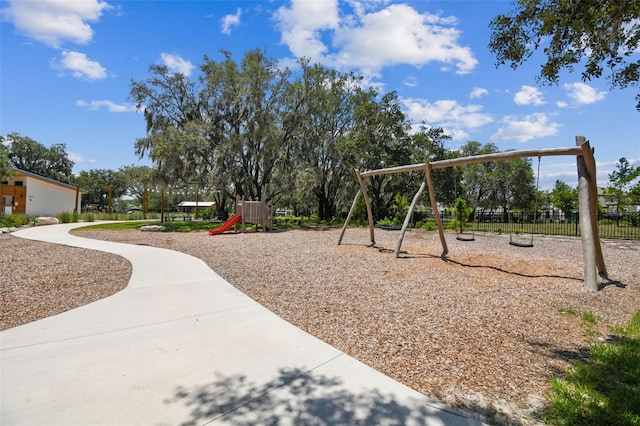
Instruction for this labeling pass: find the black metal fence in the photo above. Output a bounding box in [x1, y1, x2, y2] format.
[430, 211, 640, 240]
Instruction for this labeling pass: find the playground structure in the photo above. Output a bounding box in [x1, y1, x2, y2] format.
[208, 214, 242, 235]
[338, 136, 608, 291]
[209, 196, 273, 235]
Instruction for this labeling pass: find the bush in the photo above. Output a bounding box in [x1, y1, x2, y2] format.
[420, 220, 438, 231]
[377, 217, 397, 227]
[199, 208, 216, 220]
[1, 213, 33, 227]
[57, 211, 73, 223]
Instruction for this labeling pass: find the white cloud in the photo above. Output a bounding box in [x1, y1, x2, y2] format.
[403, 76, 418, 88]
[491, 113, 561, 143]
[76, 99, 137, 112]
[68, 151, 96, 164]
[563, 82, 607, 105]
[53, 51, 106, 80]
[402, 98, 493, 141]
[274, 1, 476, 76]
[345, 0, 393, 17]
[160, 53, 194, 76]
[469, 87, 488, 99]
[274, 0, 340, 60]
[1, 0, 110, 48]
[514, 85, 546, 106]
[221, 8, 241, 35]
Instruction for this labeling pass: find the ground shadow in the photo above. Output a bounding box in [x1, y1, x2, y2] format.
[527, 340, 592, 375]
[368, 242, 582, 281]
[597, 276, 627, 290]
[438, 257, 584, 281]
[165, 367, 480, 426]
[344, 241, 631, 291]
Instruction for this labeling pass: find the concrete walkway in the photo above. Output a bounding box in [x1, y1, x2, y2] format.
[1, 223, 482, 425]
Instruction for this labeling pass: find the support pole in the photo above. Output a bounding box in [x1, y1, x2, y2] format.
[143, 188, 148, 218]
[108, 184, 112, 214]
[576, 138, 599, 291]
[262, 185, 268, 232]
[356, 170, 376, 245]
[577, 136, 607, 277]
[240, 196, 246, 232]
[425, 162, 448, 257]
[338, 187, 362, 245]
[74, 184, 80, 214]
[395, 179, 426, 257]
[160, 186, 165, 223]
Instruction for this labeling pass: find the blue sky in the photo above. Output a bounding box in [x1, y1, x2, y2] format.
[1, 0, 638, 190]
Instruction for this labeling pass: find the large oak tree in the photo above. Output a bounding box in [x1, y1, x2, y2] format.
[489, 0, 640, 110]
[2, 133, 74, 183]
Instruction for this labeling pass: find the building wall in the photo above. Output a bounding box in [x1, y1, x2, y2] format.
[0, 184, 27, 214]
[24, 177, 80, 216]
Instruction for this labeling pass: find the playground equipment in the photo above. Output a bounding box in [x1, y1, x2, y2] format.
[209, 196, 273, 235]
[509, 156, 541, 248]
[338, 136, 607, 291]
[236, 197, 273, 231]
[208, 214, 242, 235]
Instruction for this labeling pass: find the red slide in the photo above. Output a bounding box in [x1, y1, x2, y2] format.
[208, 215, 242, 235]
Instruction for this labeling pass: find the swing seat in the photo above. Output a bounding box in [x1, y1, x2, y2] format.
[509, 233, 534, 247]
[456, 231, 475, 242]
[375, 223, 402, 231]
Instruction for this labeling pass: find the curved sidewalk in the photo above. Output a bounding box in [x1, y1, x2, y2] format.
[1, 223, 482, 425]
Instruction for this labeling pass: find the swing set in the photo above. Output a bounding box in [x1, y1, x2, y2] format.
[508, 155, 541, 248]
[338, 136, 608, 291]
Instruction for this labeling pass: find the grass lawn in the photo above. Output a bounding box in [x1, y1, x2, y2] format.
[544, 309, 640, 425]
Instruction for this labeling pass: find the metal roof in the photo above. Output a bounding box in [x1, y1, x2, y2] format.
[13, 169, 88, 194]
[176, 201, 216, 207]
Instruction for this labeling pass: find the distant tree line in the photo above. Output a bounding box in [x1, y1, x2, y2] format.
[2, 133, 638, 222]
[128, 49, 452, 220]
[127, 49, 540, 221]
[3, 48, 637, 221]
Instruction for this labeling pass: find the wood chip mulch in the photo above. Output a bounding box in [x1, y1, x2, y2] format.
[2, 227, 639, 424]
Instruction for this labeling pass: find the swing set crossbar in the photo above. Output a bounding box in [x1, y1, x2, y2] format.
[360, 146, 583, 178]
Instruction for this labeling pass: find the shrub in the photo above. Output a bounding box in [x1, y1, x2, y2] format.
[57, 211, 72, 223]
[420, 221, 438, 231]
[377, 217, 397, 227]
[199, 208, 216, 220]
[453, 197, 472, 233]
[1, 213, 33, 227]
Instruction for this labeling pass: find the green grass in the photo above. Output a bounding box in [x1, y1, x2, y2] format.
[545, 309, 640, 425]
[75, 221, 160, 231]
[76, 220, 224, 232]
[74, 219, 270, 232]
[162, 221, 226, 232]
[558, 307, 600, 336]
[72, 217, 329, 233]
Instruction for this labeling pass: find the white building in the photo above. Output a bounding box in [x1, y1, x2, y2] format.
[0, 169, 87, 216]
